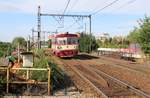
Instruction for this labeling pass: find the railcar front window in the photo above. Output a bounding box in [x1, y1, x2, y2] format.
[67, 38, 78, 44]
[57, 39, 67, 45]
[67, 38, 71, 44]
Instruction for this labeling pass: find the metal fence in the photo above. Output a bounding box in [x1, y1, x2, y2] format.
[0, 66, 51, 95]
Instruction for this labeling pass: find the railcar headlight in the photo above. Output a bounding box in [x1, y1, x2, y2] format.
[76, 46, 78, 49]
[74, 46, 78, 49]
[57, 46, 62, 49]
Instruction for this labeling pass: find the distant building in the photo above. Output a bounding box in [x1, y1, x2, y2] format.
[96, 33, 110, 42]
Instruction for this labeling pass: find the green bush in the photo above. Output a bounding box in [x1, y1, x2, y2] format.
[48, 62, 64, 90]
[0, 76, 6, 90]
[0, 51, 4, 57]
[31, 49, 64, 90]
[79, 33, 98, 53]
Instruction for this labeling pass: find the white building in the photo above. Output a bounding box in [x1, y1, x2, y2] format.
[96, 33, 110, 42]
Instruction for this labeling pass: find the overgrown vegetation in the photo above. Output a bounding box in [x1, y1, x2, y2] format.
[31, 49, 64, 90]
[31, 49, 49, 81]
[96, 16, 150, 55]
[48, 39, 52, 48]
[97, 36, 129, 48]
[12, 37, 26, 49]
[79, 32, 98, 53]
[127, 16, 150, 55]
[48, 62, 64, 90]
[0, 42, 12, 57]
[0, 75, 6, 95]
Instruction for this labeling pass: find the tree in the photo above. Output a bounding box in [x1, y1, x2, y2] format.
[79, 32, 98, 53]
[127, 27, 140, 43]
[0, 42, 11, 57]
[48, 39, 52, 48]
[12, 37, 26, 49]
[127, 16, 150, 55]
[97, 36, 129, 48]
[138, 16, 150, 54]
[91, 36, 99, 51]
[111, 37, 118, 46]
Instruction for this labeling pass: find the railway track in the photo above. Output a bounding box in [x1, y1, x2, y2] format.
[68, 59, 150, 97]
[92, 67, 150, 98]
[50, 53, 150, 97]
[56, 57, 148, 98]
[83, 55, 150, 94]
[98, 55, 150, 75]
[61, 59, 107, 98]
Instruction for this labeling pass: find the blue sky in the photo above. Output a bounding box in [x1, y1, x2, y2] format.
[0, 0, 149, 42]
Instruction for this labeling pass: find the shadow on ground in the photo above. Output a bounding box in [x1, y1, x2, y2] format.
[73, 54, 99, 60]
[61, 54, 99, 60]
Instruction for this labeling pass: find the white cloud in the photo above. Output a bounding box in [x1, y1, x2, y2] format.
[0, 0, 149, 15]
[0, 2, 20, 12]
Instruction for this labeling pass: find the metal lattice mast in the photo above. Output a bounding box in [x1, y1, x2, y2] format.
[37, 6, 41, 49]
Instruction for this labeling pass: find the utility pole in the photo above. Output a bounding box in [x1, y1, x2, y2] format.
[37, 6, 41, 49]
[32, 28, 34, 44]
[27, 35, 31, 52]
[89, 15, 92, 53]
[89, 15, 91, 36]
[17, 43, 20, 63]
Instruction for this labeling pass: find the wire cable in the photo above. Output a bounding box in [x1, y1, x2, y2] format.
[116, 0, 137, 10]
[73, 17, 83, 29]
[91, 0, 120, 15]
[63, 0, 71, 14]
[69, 0, 79, 11]
[90, 0, 110, 14]
[65, 21, 77, 30]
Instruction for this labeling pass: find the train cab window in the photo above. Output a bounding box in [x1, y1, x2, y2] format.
[67, 38, 78, 44]
[67, 38, 71, 44]
[71, 38, 78, 44]
[57, 39, 67, 45]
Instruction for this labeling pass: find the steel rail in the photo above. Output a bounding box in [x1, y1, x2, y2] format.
[63, 62, 108, 98]
[96, 58, 148, 76]
[92, 67, 150, 98]
[99, 56, 150, 75]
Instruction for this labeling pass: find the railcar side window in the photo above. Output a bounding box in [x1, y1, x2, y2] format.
[52, 38, 56, 44]
[63, 40, 67, 45]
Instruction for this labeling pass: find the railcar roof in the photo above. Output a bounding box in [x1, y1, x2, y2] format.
[55, 33, 78, 37]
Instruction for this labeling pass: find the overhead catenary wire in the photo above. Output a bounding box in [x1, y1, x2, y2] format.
[91, 0, 120, 15]
[73, 17, 84, 29]
[64, 21, 77, 30]
[69, 0, 79, 11]
[62, 0, 71, 14]
[89, 0, 110, 14]
[58, 0, 71, 28]
[52, 16, 64, 28]
[115, 0, 137, 10]
[63, 16, 85, 31]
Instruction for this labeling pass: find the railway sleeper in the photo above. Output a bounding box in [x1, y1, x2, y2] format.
[66, 64, 107, 98]
[71, 63, 108, 87]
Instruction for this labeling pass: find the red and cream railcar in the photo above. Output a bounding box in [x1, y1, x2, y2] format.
[50, 32, 79, 57]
